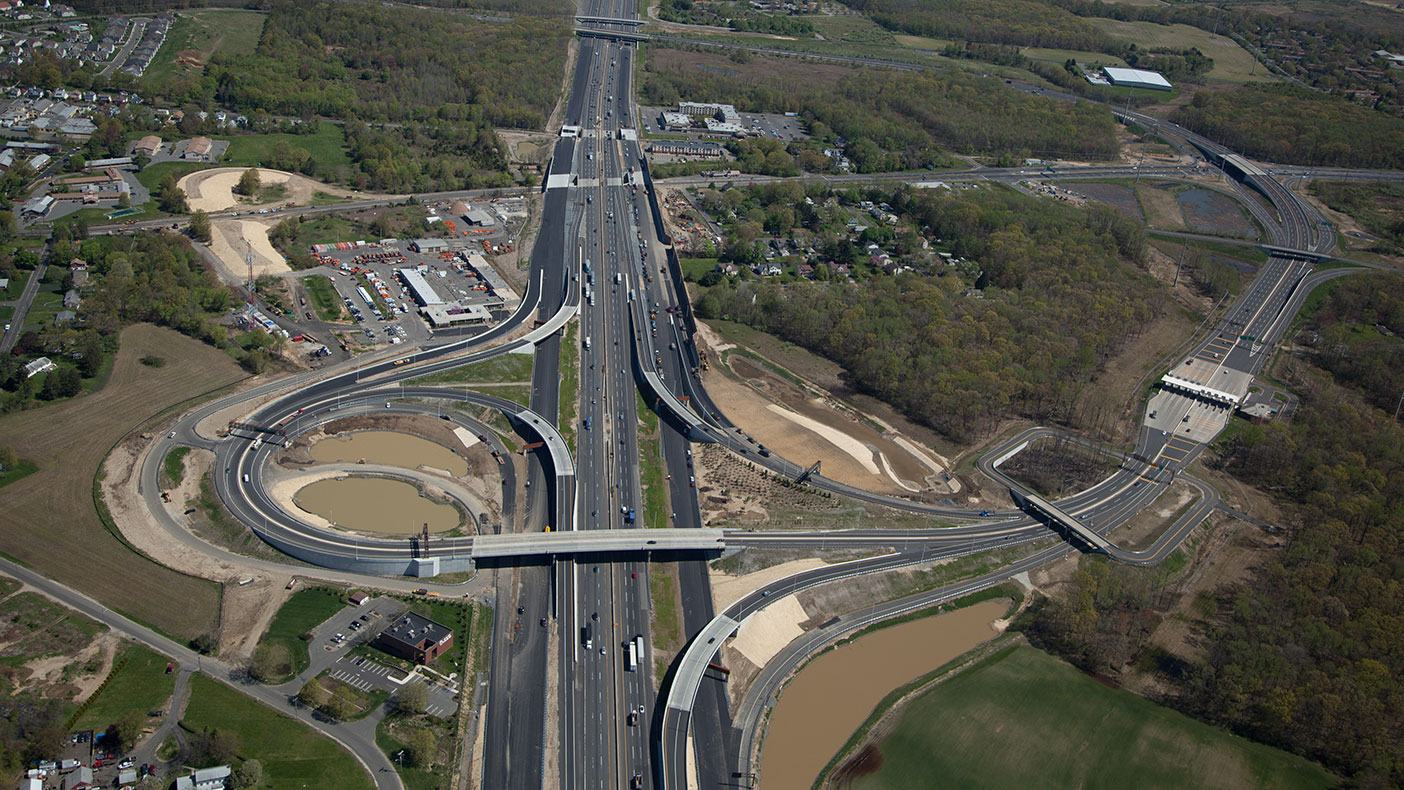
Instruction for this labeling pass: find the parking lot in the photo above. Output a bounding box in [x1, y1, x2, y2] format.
[303, 229, 522, 346]
[641, 106, 809, 143]
[304, 596, 407, 672]
[328, 656, 459, 719]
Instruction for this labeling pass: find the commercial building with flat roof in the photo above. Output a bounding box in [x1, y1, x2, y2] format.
[463, 207, 495, 227]
[1102, 67, 1173, 91]
[703, 118, 745, 135]
[411, 238, 449, 253]
[375, 611, 454, 664]
[398, 267, 444, 306]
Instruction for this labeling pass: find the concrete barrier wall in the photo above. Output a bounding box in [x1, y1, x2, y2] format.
[251, 527, 475, 578]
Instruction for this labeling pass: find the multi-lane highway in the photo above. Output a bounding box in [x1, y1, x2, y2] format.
[117, 16, 1391, 790]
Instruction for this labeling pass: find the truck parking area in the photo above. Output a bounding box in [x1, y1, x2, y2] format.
[306, 235, 520, 343]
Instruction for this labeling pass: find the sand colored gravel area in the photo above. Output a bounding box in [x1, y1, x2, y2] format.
[700, 364, 901, 493]
[766, 403, 880, 475]
[731, 595, 808, 668]
[178, 167, 376, 213]
[181, 167, 289, 213]
[208, 217, 287, 278]
[711, 558, 827, 612]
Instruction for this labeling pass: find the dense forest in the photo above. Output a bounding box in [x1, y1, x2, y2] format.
[1309, 180, 1404, 254]
[840, 0, 1107, 51]
[694, 185, 1156, 441]
[211, 2, 568, 128]
[658, 0, 816, 36]
[182, 1, 569, 190]
[1024, 273, 1404, 785]
[643, 49, 1119, 166]
[1301, 275, 1404, 415]
[1173, 86, 1404, 170]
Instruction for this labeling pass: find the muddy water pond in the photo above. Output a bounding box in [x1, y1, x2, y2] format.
[758, 599, 1008, 790]
[294, 476, 459, 534]
[309, 431, 468, 476]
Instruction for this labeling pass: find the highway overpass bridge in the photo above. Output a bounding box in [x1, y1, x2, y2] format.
[471, 529, 725, 559]
[575, 26, 648, 42]
[575, 14, 645, 25]
[1009, 488, 1114, 553]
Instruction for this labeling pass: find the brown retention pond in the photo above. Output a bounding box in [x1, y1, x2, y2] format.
[757, 599, 1008, 790]
[309, 430, 468, 476]
[294, 477, 459, 535]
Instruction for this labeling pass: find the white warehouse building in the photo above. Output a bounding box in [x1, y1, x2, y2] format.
[1102, 67, 1173, 91]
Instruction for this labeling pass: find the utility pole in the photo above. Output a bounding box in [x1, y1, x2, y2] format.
[1173, 244, 1187, 287]
[246, 240, 255, 305]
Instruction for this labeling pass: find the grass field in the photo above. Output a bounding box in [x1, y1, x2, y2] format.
[74, 644, 176, 731]
[301, 275, 343, 322]
[137, 160, 214, 192]
[222, 127, 352, 171]
[412, 354, 534, 385]
[637, 392, 667, 528]
[558, 322, 578, 457]
[679, 257, 719, 281]
[1086, 18, 1274, 85]
[0, 324, 244, 641]
[2, 269, 27, 299]
[297, 216, 363, 247]
[162, 446, 190, 487]
[143, 9, 266, 86]
[257, 588, 347, 682]
[0, 460, 37, 489]
[182, 674, 374, 790]
[852, 645, 1335, 790]
[802, 14, 895, 44]
[893, 34, 954, 50]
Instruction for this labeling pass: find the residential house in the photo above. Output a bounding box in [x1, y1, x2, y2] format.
[174, 765, 232, 790]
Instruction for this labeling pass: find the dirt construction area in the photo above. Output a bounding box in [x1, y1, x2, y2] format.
[693, 320, 951, 497]
[177, 167, 372, 213]
[208, 217, 286, 278]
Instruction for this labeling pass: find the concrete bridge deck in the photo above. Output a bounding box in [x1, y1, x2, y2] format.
[470, 528, 725, 558]
[1011, 489, 1113, 553]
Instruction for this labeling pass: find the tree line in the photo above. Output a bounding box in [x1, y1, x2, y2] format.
[839, 0, 1107, 51]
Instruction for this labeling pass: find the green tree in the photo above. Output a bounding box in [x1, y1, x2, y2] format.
[106, 710, 146, 752]
[189, 210, 212, 244]
[249, 643, 291, 683]
[407, 728, 436, 768]
[235, 168, 261, 197]
[391, 682, 428, 716]
[297, 677, 324, 708]
[231, 759, 262, 789]
[40, 367, 81, 400]
[321, 685, 357, 721]
[157, 173, 188, 214]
